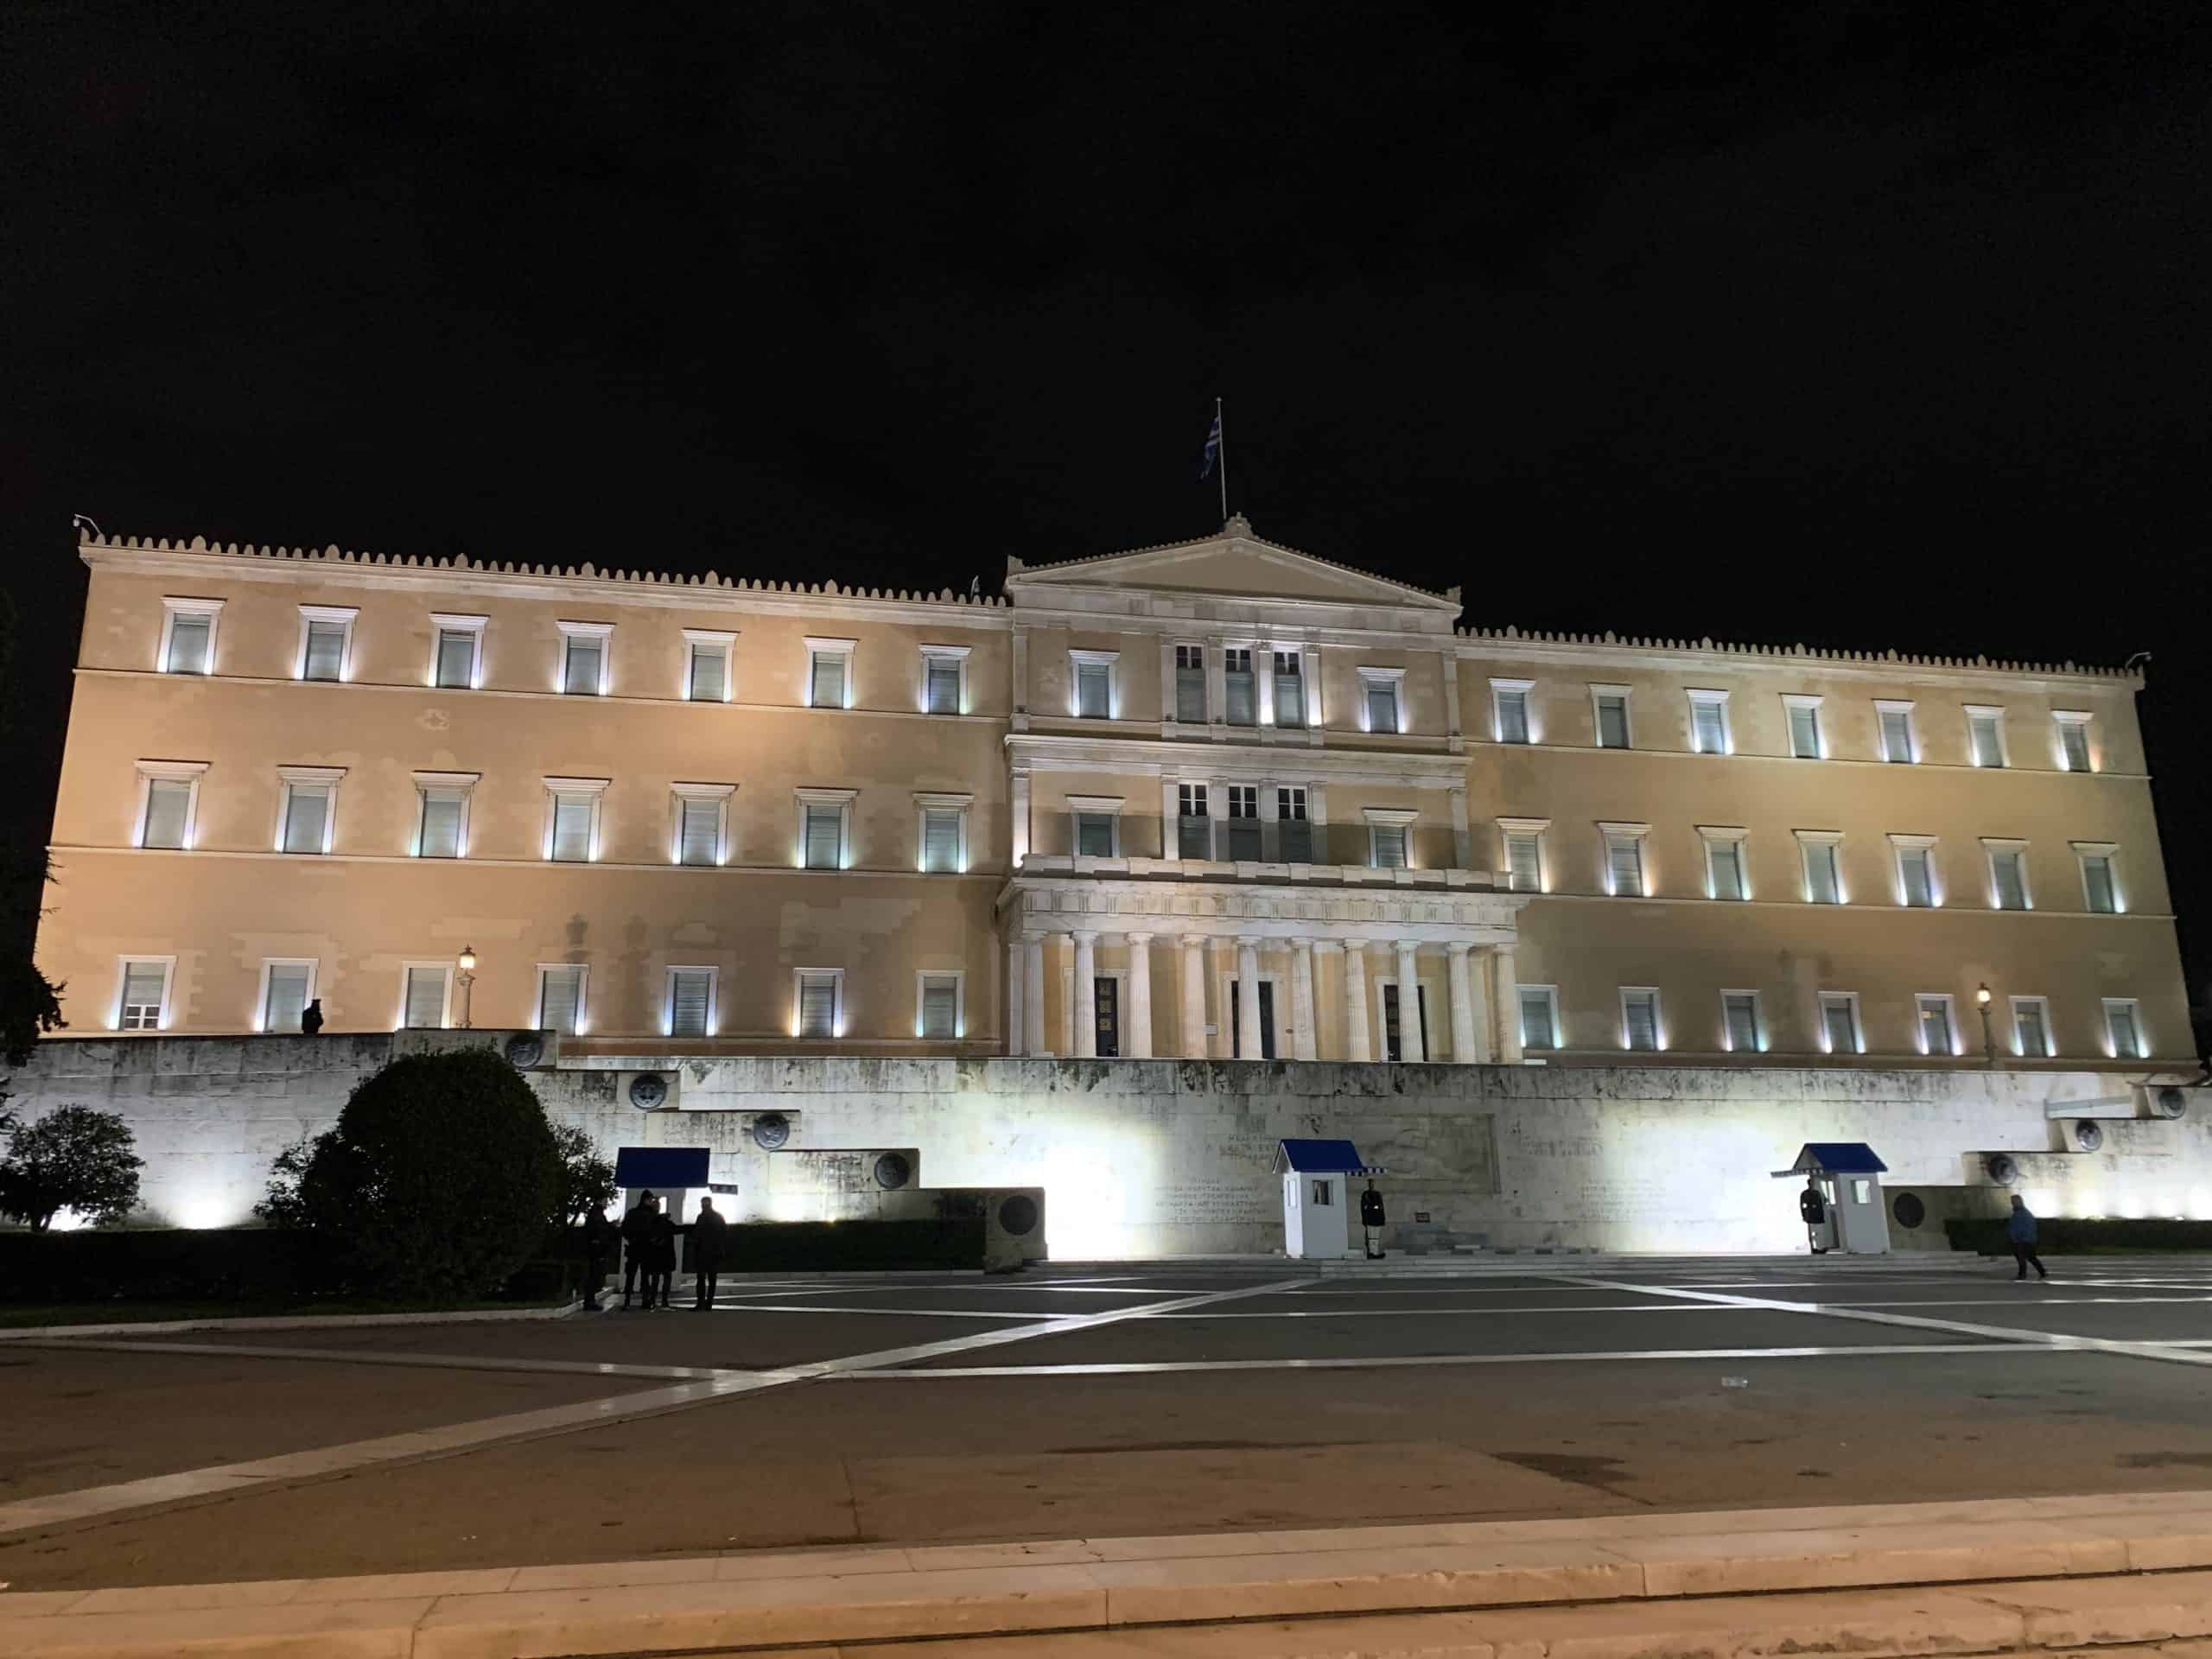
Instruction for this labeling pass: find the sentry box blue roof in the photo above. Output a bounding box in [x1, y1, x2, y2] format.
[1273, 1139, 1384, 1176]
[614, 1147, 711, 1188]
[1772, 1142, 1889, 1179]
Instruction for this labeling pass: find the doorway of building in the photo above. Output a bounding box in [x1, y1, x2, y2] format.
[1382, 982, 1430, 1061]
[1093, 977, 1120, 1058]
[1229, 980, 1277, 1058]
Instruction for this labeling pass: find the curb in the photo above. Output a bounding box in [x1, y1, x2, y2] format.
[8, 1488, 2212, 1657]
[0, 1300, 582, 1343]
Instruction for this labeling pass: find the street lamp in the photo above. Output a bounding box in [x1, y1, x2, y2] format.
[457, 944, 478, 1030]
[1976, 982, 1994, 1067]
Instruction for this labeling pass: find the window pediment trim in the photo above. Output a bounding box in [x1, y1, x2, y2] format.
[1362, 807, 1420, 826]
[543, 774, 612, 795]
[411, 770, 480, 788]
[671, 780, 737, 800]
[796, 785, 859, 805]
[137, 758, 210, 779]
[276, 765, 346, 784]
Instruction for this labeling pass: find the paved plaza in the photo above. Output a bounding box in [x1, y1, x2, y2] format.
[6, 1255, 2212, 1592]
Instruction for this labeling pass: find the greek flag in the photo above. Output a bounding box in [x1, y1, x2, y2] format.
[1198, 411, 1222, 480]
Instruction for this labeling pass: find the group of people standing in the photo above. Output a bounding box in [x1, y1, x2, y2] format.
[580, 1190, 728, 1310]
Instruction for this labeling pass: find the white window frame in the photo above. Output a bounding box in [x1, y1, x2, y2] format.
[1698, 824, 1751, 901]
[1618, 986, 1662, 1052]
[397, 961, 455, 1030]
[1589, 683, 1631, 750]
[1794, 829, 1845, 905]
[274, 764, 345, 855]
[411, 770, 479, 859]
[1069, 648, 1120, 720]
[671, 781, 736, 867]
[2010, 994, 2055, 1058]
[1599, 820, 1652, 897]
[1874, 698, 1919, 765]
[1982, 836, 2032, 911]
[535, 963, 590, 1035]
[543, 775, 611, 863]
[797, 785, 858, 870]
[1363, 807, 1419, 870]
[915, 969, 964, 1040]
[915, 791, 972, 874]
[1175, 779, 1213, 861]
[1719, 988, 1764, 1053]
[1890, 833, 1941, 908]
[1067, 793, 1124, 860]
[1497, 816, 1549, 894]
[255, 957, 319, 1033]
[1915, 992, 1961, 1057]
[2054, 709, 2095, 772]
[1173, 641, 1210, 723]
[793, 966, 845, 1039]
[683, 629, 737, 703]
[1686, 688, 1732, 755]
[1490, 677, 1535, 745]
[1781, 693, 1825, 760]
[1359, 666, 1408, 734]
[113, 955, 175, 1032]
[1817, 990, 1865, 1055]
[665, 964, 719, 1039]
[1273, 785, 1314, 863]
[556, 620, 613, 696]
[295, 605, 358, 683]
[2073, 841, 2123, 913]
[134, 760, 207, 850]
[1518, 984, 1561, 1051]
[1964, 704, 2010, 768]
[804, 635, 857, 709]
[919, 643, 969, 715]
[159, 596, 223, 674]
[428, 612, 487, 690]
[2103, 996, 2148, 1060]
[1270, 647, 1308, 728]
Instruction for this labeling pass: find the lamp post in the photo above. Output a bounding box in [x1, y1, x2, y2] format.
[1976, 982, 1995, 1067]
[457, 944, 478, 1030]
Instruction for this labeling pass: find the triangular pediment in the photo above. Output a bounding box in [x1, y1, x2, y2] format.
[1006, 517, 1459, 612]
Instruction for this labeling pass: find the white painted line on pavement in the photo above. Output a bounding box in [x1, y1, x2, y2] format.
[840, 1340, 2023, 1378]
[2, 1337, 747, 1381]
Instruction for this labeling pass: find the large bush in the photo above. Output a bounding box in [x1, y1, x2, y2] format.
[0, 1104, 143, 1230]
[298, 1051, 563, 1299]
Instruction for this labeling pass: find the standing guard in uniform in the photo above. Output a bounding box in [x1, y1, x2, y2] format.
[1800, 1178, 1831, 1255]
[1359, 1179, 1387, 1259]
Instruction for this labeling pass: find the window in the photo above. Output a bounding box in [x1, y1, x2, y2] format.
[1891, 835, 1939, 907]
[558, 621, 611, 696]
[1277, 787, 1312, 863]
[1700, 827, 1749, 901]
[1966, 706, 2008, 768]
[1366, 808, 1415, 870]
[1178, 782, 1211, 859]
[1071, 649, 1117, 719]
[1491, 678, 1534, 744]
[1069, 795, 1122, 859]
[2075, 842, 2120, 913]
[1722, 990, 1762, 1053]
[916, 792, 969, 873]
[1225, 785, 1262, 860]
[135, 760, 206, 850]
[685, 630, 735, 702]
[276, 766, 343, 855]
[2055, 711, 2094, 772]
[920, 645, 968, 715]
[1687, 690, 1731, 754]
[401, 964, 451, 1028]
[116, 958, 171, 1032]
[160, 598, 221, 674]
[537, 964, 586, 1035]
[2012, 995, 2053, 1058]
[1174, 645, 1207, 722]
[2104, 997, 2146, 1060]
[1796, 830, 1844, 905]
[918, 972, 962, 1039]
[414, 772, 476, 859]
[297, 606, 356, 682]
[1916, 993, 1957, 1056]
[1621, 988, 1661, 1052]
[544, 778, 607, 862]
[1600, 822, 1650, 897]
[1273, 652, 1305, 727]
[1224, 648, 1256, 726]
[1819, 991, 1863, 1055]
[1875, 700, 1917, 764]
[672, 783, 734, 867]
[797, 788, 855, 870]
[1519, 985, 1560, 1051]
[668, 967, 716, 1038]
[1985, 840, 2031, 910]
[1498, 818, 1548, 893]
[796, 969, 842, 1039]
[1783, 694, 1823, 760]
[1591, 685, 1630, 750]
[804, 637, 855, 709]
[258, 960, 315, 1033]
[430, 613, 486, 689]
[1361, 669, 1406, 734]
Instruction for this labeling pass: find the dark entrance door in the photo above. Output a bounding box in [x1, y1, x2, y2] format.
[1229, 981, 1277, 1058]
[1093, 977, 1120, 1058]
[1382, 983, 1430, 1062]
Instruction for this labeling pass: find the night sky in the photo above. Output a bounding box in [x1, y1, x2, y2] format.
[4, 4, 2209, 1030]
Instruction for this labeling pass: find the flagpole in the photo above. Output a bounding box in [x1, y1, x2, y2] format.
[1215, 395, 1228, 524]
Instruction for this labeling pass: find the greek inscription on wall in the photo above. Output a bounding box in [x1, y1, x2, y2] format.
[1159, 1180, 1276, 1225]
[1519, 1137, 1604, 1160]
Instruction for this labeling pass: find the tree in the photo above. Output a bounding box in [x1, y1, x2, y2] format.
[551, 1123, 615, 1225]
[0, 1104, 143, 1230]
[253, 1130, 333, 1229]
[296, 1050, 563, 1299]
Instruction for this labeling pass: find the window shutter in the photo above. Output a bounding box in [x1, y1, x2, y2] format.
[143, 779, 191, 849]
[1596, 696, 1628, 749]
[436, 630, 474, 688]
[1224, 667, 1255, 726]
[1970, 715, 2004, 767]
[1880, 709, 1912, 761]
[167, 615, 210, 673]
[264, 966, 309, 1032]
[551, 796, 593, 861]
[1805, 843, 1840, 905]
[2016, 1002, 2046, 1057]
[2084, 855, 2115, 912]
[1077, 663, 1109, 718]
[1518, 988, 1555, 1049]
[283, 786, 328, 854]
[680, 798, 721, 865]
[303, 621, 345, 681]
[1279, 819, 1313, 863]
[926, 660, 960, 714]
[1497, 690, 1529, 744]
[1993, 851, 2026, 910]
[1229, 820, 1262, 861]
[1920, 1000, 1953, 1053]
[1725, 994, 1759, 1052]
[1900, 849, 1932, 906]
[2061, 721, 2092, 772]
[404, 967, 446, 1028]
[1366, 682, 1397, 733]
[2108, 1003, 2141, 1058]
[1823, 999, 1857, 1053]
[563, 639, 601, 696]
[1693, 702, 1726, 753]
[798, 974, 836, 1038]
[1624, 992, 1657, 1051]
[1076, 813, 1113, 857]
[1788, 705, 1820, 758]
[1373, 825, 1407, 869]
[1507, 833, 1541, 892]
[1274, 659, 1303, 726]
[690, 645, 726, 702]
[810, 652, 844, 708]
[120, 963, 166, 1028]
[921, 976, 957, 1039]
[671, 969, 711, 1037]
[1176, 664, 1206, 722]
[923, 807, 961, 871]
[418, 790, 463, 858]
[805, 804, 842, 868]
[540, 965, 583, 1033]
[1709, 842, 1744, 900]
[1608, 837, 1643, 895]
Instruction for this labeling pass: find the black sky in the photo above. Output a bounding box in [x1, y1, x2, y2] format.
[4, 3, 2209, 1020]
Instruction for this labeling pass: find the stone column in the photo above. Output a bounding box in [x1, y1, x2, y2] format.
[1024, 936, 1046, 1056]
[1011, 769, 1031, 868]
[1072, 932, 1098, 1058]
[1492, 944, 1524, 1063]
[1465, 947, 1492, 1064]
[1007, 937, 1026, 1056]
[1179, 934, 1208, 1058]
[1125, 932, 1154, 1058]
[1395, 940, 1426, 1062]
[1446, 944, 1478, 1065]
[1344, 940, 1373, 1063]
[1236, 938, 1263, 1059]
[1291, 938, 1318, 1060]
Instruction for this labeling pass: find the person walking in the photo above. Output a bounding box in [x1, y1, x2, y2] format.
[1799, 1178, 1830, 1254]
[581, 1206, 618, 1311]
[689, 1195, 728, 1309]
[619, 1191, 658, 1309]
[2008, 1193, 2050, 1281]
[1359, 1180, 1387, 1259]
[645, 1201, 678, 1308]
